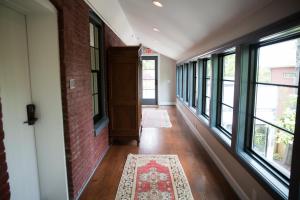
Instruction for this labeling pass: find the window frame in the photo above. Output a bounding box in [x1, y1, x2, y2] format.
[89, 12, 109, 135]
[181, 65, 184, 99]
[244, 35, 300, 186]
[216, 52, 236, 138]
[185, 64, 189, 103]
[192, 61, 198, 108]
[176, 12, 300, 200]
[202, 58, 211, 119]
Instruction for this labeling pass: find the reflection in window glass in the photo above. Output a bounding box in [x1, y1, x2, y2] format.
[142, 60, 156, 99]
[192, 62, 198, 108]
[219, 54, 235, 135]
[203, 59, 212, 118]
[90, 22, 103, 120]
[251, 38, 300, 178]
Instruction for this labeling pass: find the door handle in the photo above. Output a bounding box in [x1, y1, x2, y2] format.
[24, 104, 38, 126]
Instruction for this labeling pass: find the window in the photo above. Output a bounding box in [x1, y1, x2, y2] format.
[202, 59, 212, 118]
[185, 64, 189, 102]
[176, 66, 180, 96]
[181, 65, 184, 99]
[89, 13, 108, 133]
[192, 61, 198, 108]
[248, 37, 300, 179]
[218, 54, 236, 136]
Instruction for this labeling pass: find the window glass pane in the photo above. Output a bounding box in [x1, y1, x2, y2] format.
[257, 39, 300, 86]
[206, 59, 211, 78]
[89, 23, 94, 47]
[143, 70, 155, 80]
[94, 26, 99, 48]
[93, 73, 98, 93]
[195, 63, 198, 107]
[223, 54, 235, 80]
[252, 118, 293, 177]
[95, 49, 99, 70]
[221, 105, 233, 133]
[255, 84, 297, 133]
[206, 79, 211, 97]
[205, 97, 210, 116]
[143, 60, 155, 70]
[222, 81, 235, 107]
[92, 96, 95, 115]
[91, 73, 94, 93]
[143, 90, 155, 99]
[90, 47, 95, 70]
[94, 95, 99, 115]
[143, 80, 155, 90]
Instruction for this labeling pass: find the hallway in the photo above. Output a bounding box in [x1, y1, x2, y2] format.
[80, 106, 238, 200]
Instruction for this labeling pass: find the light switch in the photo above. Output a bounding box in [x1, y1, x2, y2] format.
[69, 79, 76, 89]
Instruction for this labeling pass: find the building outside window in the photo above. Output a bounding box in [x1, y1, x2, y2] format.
[249, 38, 300, 178]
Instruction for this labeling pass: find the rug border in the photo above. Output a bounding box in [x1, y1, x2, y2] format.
[115, 154, 194, 200]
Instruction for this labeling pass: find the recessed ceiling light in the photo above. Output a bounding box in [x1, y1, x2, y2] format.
[153, 28, 160, 32]
[153, 1, 163, 7]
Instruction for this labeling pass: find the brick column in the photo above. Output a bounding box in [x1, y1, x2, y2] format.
[0, 99, 10, 200]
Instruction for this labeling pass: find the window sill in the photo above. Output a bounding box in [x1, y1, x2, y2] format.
[178, 97, 289, 199]
[237, 151, 289, 199]
[94, 117, 109, 136]
[211, 127, 231, 147]
[189, 106, 197, 114]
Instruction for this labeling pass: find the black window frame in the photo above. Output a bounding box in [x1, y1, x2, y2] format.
[245, 34, 300, 187]
[216, 52, 236, 138]
[202, 58, 211, 118]
[175, 13, 300, 200]
[181, 65, 184, 99]
[185, 64, 189, 102]
[89, 12, 109, 135]
[192, 61, 198, 108]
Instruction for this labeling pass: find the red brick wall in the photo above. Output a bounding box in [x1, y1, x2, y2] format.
[0, 99, 10, 200]
[0, 0, 125, 199]
[49, 0, 125, 199]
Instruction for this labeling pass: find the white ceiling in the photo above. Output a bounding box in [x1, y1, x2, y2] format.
[87, 0, 300, 61]
[118, 0, 272, 59]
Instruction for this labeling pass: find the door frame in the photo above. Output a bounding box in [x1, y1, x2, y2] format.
[142, 56, 158, 105]
[0, 1, 69, 199]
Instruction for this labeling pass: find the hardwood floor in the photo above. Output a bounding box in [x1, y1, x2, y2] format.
[80, 106, 239, 200]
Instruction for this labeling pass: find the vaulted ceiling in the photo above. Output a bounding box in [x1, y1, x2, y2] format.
[86, 0, 300, 61]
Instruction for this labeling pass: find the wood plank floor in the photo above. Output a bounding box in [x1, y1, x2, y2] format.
[80, 106, 239, 200]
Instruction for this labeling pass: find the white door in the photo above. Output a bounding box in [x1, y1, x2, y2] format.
[0, 5, 40, 200]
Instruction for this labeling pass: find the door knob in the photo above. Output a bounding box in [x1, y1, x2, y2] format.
[24, 104, 38, 125]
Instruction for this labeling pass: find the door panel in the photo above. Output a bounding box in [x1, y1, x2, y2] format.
[0, 5, 40, 200]
[142, 56, 158, 105]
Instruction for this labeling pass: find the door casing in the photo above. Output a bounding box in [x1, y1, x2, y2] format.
[142, 56, 158, 105]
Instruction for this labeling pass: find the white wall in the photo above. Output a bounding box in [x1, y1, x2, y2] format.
[159, 55, 177, 105]
[26, 1, 69, 200]
[143, 53, 176, 105]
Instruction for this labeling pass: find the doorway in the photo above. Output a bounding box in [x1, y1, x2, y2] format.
[142, 56, 158, 105]
[0, 1, 68, 199]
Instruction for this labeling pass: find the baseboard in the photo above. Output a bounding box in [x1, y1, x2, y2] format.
[177, 105, 249, 200]
[159, 102, 176, 106]
[75, 145, 110, 200]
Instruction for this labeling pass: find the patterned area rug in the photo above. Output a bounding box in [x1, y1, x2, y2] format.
[142, 109, 172, 128]
[115, 154, 194, 200]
